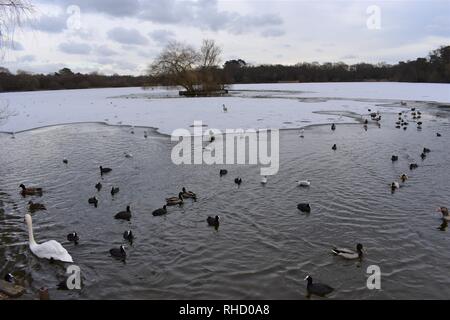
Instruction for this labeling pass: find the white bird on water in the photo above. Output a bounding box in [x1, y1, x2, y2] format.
[24, 214, 73, 263]
[297, 180, 311, 187]
[261, 176, 268, 184]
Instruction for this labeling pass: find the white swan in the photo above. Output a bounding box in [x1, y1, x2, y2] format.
[25, 214, 73, 263]
[297, 180, 311, 187]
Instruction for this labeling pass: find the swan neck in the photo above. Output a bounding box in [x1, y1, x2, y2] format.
[26, 218, 36, 245]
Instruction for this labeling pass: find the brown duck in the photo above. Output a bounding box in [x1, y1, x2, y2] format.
[20, 184, 43, 196]
[28, 201, 47, 213]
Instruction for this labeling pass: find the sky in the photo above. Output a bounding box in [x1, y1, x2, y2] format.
[1, 0, 450, 75]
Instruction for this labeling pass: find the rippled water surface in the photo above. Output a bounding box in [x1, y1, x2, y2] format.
[1, 108, 450, 300]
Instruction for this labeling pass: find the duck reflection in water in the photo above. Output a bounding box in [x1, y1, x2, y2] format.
[438, 219, 448, 231]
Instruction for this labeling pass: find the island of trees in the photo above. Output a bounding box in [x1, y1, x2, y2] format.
[1, 44, 449, 93]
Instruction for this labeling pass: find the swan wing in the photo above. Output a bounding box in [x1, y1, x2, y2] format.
[31, 240, 73, 263]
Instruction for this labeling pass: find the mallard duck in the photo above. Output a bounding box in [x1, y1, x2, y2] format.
[110, 245, 126, 260]
[67, 232, 79, 245]
[304, 275, 334, 297]
[437, 207, 449, 221]
[331, 123, 336, 131]
[220, 169, 228, 177]
[332, 244, 364, 260]
[297, 203, 311, 213]
[100, 166, 112, 175]
[182, 187, 197, 200]
[234, 178, 242, 186]
[88, 196, 98, 207]
[114, 206, 131, 221]
[423, 147, 431, 153]
[166, 193, 184, 206]
[152, 205, 167, 216]
[111, 187, 120, 196]
[207, 216, 220, 228]
[63, 158, 68, 164]
[332, 144, 337, 151]
[420, 153, 426, 160]
[409, 163, 418, 170]
[95, 182, 102, 191]
[20, 184, 43, 196]
[437, 133, 442, 137]
[28, 201, 46, 213]
[400, 174, 408, 183]
[297, 180, 311, 187]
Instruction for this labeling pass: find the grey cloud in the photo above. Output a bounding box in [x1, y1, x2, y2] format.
[149, 29, 175, 45]
[340, 54, 358, 60]
[8, 41, 24, 51]
[107, 27, 149, 45]
[17, 55, 36, 63]
[96, 45, 117, 56]
[31, 14, 67, 33]
[59, 42, 92, 54]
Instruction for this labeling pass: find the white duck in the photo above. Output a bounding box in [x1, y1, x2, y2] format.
[24, 214, 73, 263]
[297, 180, 311, 187]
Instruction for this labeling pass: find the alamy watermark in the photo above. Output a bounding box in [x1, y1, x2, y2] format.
[170, 121, 280, 176]
[366, 5, 381, 30]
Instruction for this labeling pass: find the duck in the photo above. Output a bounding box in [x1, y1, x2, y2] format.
[437, 133, 442, 137]
[400, 174, 408, 183]
[62, 158, 68, 164]
[299, 129, 305, 138]
[391, 155, 399, 162]
[67, 232, 79, 245]
[123, 230, 134, 242]
[220, 169, 228, 177]
[304, 275, 334, 297]
[20, 184, 43, 196]
[331, 123, 336, 131]
[88, 196, 98, 207]
[114, 206, 131, 221]
[28, 201, 46, 213]
[332, 244, 364, 260]
[100, 166, 112, 175]
[409, 163, 418, 170]
[332, 144, 337, 151]
[181, 187, 197, 200]
[261, 176, 268, 184]
[423, 147, 431, 153]
[437, 207, 449, 221]
[234, 178, 243, 186]
[401, 101, 407, 106]
[4, 273, 14, 283]
[166, 193, 184, 206]
[111, 187, 120, 196]
[24, 214, 73, 263]
[95, 182, 102, 191]
[144, 131, 148, 139]
[152, 205, 167, 216]
[297, 203, 311, 213]
[124, 152, 133, 158]
[391, 182, 400, 190]
[109, 245, 126, 260]
[207, 216, 220, 228]
[297, 180, 311, 187]
[420, 153, 426, 160]
[223, 104, 228, 113]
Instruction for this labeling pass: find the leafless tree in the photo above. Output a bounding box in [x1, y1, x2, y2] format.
[148, 39, 224, 93]
[0, 0, 34, 51]
[0, 100, 17, 126]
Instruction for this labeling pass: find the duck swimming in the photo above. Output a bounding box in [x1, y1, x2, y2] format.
[166, 193, 184, 206]
[437, 133, 442, 137]
[331, 123, 336, 131]
[332, 144, 337, 151]
[297, 180, 311, 187]
[88, 196, 98, 208]
[152, 205, 167, 216]
[20, 184, 43, 196]
[110, 245, 126, 260]
[123, 230, 134, 242]
[67, 232, 79, 245]
[261, 176, 268, 184]
[437, 207, 449, 221]
[410, 163, 418, 170]
[304, 275, 334, 297]
[114, 206, 131, 221]
[297, 203, 311, 213]
[400, 174, 408, 183]
[111, 187, 120, 196]
[332, 244, 364, 260]
[95, 182, 102, 191]
[181, 188, 197, 201]
[28, 201, 46, 213]
[100, 166, 112, 175]
[63, 158, 68, 164]
[391, 182, 400, 190]
[234, 178, 242, 186]
[423, 147, 431, 153]
[207, 216, 220, 229]
[220, 169, 228, 177]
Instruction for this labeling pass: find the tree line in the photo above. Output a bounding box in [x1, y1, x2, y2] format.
[1, 45, 449, 92]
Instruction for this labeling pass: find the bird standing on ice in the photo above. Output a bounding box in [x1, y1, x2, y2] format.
[24, 214, 73, 263]
[223, 104, 228, 113]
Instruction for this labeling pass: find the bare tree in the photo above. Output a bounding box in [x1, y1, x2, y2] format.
[148, 39, 224, 94]
[0, 0, 33, 51]
[0, 100, 17, 126]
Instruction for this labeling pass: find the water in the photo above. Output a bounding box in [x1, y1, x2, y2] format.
[0, 109, 449, 300]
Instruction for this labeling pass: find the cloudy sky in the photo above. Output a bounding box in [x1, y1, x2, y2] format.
[2, 0, 450, 75]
